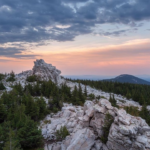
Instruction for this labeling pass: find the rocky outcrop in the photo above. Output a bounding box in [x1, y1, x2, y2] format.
[32, 59, 61, 83]
[15, 59, 62, 84]
[40, 99, 150, 150]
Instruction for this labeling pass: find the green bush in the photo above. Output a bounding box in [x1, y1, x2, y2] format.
[17, 117, 43, 149]
[0, 73, 5, 81]
[101, 113, 114, 144]
[6, 71, 15, 82]
[0, 82, 5, 90]
[55, 126, 69, 140]
[88, 93, 95, 100]
[26, 75, 38, 82]
[109, 94, 119, 108]
[3, 128, 22, 150]
[124, 106, 140, 117]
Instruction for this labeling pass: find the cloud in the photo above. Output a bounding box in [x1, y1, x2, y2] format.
[40, 39, 150, 75]
[0, 47, 38, 58]
[96, 29, 130, 36]
[43, 39, 150, 63]
[0, 0, 150, 45]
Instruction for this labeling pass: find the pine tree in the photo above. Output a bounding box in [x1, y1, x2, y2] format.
[72, 85, 79, 105]
[84, 85, 87, 97]
[3, 128, 21, 150]
[0, 82, 5, 90]
[0, 100, 6, 123]
[101, 113, 114, 144]
[25, 94, 39, 121]
[109, 94, 118, 108]
[78, 83, 85, 104]
[6, 71, 15, 82]
[36, 97, 47, 119]
[17, 117, 43, 148]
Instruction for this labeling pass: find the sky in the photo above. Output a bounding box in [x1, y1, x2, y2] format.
[0, 0, 150, 76]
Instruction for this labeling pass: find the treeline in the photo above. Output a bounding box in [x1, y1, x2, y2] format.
[24, 80, 86, 108]
[0, 79, 86, 150]
[68, 79, 150, 125]
[68, 79, 150, 105]
[0, 90, 47, 150]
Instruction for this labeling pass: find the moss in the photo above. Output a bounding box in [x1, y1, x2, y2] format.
[43, 120, 51, 124]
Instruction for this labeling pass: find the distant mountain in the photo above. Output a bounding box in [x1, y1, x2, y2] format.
[104, 74, 150, 85]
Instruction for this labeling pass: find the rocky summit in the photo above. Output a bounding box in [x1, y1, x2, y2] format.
[16, 59, 62, 84]
[32, 59, 61, 83]
[41, 99, 150, 150]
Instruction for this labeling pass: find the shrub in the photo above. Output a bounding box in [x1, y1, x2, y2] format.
[88, 93, 95, 100]
[0, 82, 5, 90]
[124, 106, 140, 117]
[109, 94, 119, 108]
[55, 126, 69, 140]
[26, 75, 38, 82]
[6, 71, 15, 82]
[17, 117, 43, 148]
[2, 128, 21, 150]
[0, 73, 5, 81]
[101, 113, 114, 144]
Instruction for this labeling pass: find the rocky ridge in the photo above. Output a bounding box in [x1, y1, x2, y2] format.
[41, 99, 150, 150]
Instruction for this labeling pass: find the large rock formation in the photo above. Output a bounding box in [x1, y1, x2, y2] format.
[15, 59, 62, 84]
[40, 99, 150, 150]
[32, 59, 61, 83]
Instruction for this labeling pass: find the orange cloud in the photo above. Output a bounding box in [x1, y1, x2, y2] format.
[39, 39, 150, 75]
[0, 39, 150, 75]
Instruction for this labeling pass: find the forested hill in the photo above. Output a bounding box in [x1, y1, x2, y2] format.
[104, 74, 150, 85]
[68, 79, 150, 105]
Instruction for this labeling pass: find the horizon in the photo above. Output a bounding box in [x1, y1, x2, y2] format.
[0, 0, 150, 75]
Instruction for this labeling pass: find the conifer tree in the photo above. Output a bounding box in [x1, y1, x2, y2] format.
[25, 95, 39, 121]
[0, 100, 6, 123]
[72, 85, 79, 105]
[17, 117, 42, 148]
[109, 94, 117, 108]
[78, 83, 85, 104]
[6, 71, 15, 82]
[84, 85, 87, 97]
[0, 82, 5, 90]
[3, 128, 21, 150]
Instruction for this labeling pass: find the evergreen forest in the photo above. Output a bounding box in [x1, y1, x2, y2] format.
[0, 79, 86, 150]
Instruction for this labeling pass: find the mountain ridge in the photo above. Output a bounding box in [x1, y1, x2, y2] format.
[104, 74, 150, 85]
